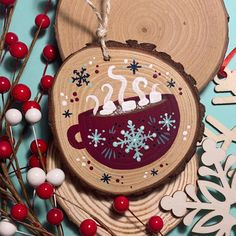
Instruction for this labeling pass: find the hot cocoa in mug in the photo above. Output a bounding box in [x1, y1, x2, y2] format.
[67, 94, 180, 170]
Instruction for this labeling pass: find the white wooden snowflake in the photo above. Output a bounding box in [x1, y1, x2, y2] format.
[160, 139, 236, 236]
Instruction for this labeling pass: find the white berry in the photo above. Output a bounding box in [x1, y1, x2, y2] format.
[5, 109, 22, 126]
[25, 108, 42, 124]
[0, 219, 17, 236]
[47, 168, 65, 187]
[27, 167, 46, 188]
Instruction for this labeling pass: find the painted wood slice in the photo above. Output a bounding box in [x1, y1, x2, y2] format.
[50, 41, 204, 195]
[47, 144, 199, 235]
[55, 0, 229, 90]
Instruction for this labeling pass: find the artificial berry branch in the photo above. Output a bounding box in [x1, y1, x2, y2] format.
[0, 1, 64, 236]
[0, 0, 16, 60]
[0, 1, 166, 236]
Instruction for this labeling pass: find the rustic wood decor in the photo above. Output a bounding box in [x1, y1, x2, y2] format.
[50, 41, 204, 195]
[161, 139, 236, 236]
[55, 0, 229, 90]
[200, 115, 236, 151]
[47, 144, 199, 236]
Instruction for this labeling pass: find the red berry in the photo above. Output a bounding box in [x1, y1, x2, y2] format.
[22, 101, 41, 114]
[30, 139, 47, 154]
[9, 41, 28, 59]
[47, 208, 64, 225]
[11, 203, 28, 221]
[36, 182, 54, 199]
[11, 84, 31, 102]
[35, 14, 50, 29]
[113, 196, 129, 213]
[0, 140, 12, 159]
[0, 76, 10, 93]
[5, 32, 18, 46]
[40, 75, 54, 91]
[43, 45, 57, 62]
[0, 0, 15, 6]
[80, 219, 97, 236]
[28, 155, 47, 168]
[148, 216, 164, 233]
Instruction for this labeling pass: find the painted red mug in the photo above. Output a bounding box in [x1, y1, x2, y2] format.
[67, 94, 180, 170]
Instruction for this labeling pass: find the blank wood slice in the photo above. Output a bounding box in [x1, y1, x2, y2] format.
[55, 0, 228, 90]
[47, 144, 199, 235]
[50, 41, 204, 195]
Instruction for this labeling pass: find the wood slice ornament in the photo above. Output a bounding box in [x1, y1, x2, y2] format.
[55, 0, 229, 90]
[50, 41, 204, 195]
[47, 145, 199, 235]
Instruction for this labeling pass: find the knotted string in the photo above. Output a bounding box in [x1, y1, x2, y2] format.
[86, 0, 111, 61]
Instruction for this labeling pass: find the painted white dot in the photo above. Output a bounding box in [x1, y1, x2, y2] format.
[62, 101, 67, 106]
[166, 72, 170, 76]
[124, 59, 128, 64]
[144, 175, 147, 178]
[82, 156, 86, 160]
[76, 157, 80, 162]
[65, 96, 68, 99]
[145, 172, 148, 174]
[60, 92, 64, 96]
[89, 61, 93, 65]
[187, 125, 191, 129]
[148, 64, 153, 68]
[82, 162, 86, 167]
[93, 57, 96, 60]
[183, 131, 188, 136]
[183, 137, 187, 141]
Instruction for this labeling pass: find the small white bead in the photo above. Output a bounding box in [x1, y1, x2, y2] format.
[25, 108, 42, 124]
[47, 168, 65, 187]
[5, 109, 22, 126]
[27, 167, 46, 188]
[0, 220, 17, 236]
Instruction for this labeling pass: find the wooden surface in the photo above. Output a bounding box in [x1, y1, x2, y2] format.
[47, 144, 199, 236]
[55, 0, 229, 91]
[50, 41, 204, 195]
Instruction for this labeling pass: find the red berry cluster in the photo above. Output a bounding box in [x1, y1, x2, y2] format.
[28, 139, 47, 169]
[113, 196, 164, 233]
[4, 32, 28, 60]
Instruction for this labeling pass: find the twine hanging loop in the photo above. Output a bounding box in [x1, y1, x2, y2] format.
[86, 0, 111, 61]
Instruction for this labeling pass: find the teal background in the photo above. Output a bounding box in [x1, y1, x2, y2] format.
[0, 0, 235, 235]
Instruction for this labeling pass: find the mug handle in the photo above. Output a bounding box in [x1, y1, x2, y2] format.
[67, 124, 85, 149]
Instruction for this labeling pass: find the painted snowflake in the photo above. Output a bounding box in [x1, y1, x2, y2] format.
[127, 59, 142, 74]
[71, 67, 90, 87]
[113, 120, 156, 162]
[161, 139, 236, 236]
[148, 116, 170, 144]
[166, 78, 176, 88]
[100, 173, 111, 184]
[158, 112, 176, 131]
[88, 129, 106, 147]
